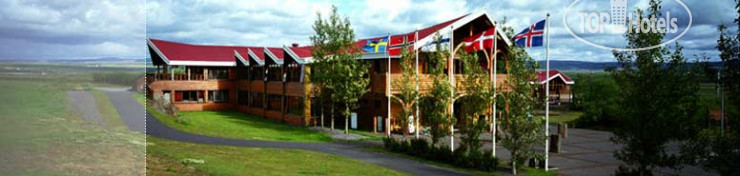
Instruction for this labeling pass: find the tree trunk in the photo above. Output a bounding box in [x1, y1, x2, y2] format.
[331, 104, 335, 131]
[345, 106, 350, 134]
[321, 100, 324, 129]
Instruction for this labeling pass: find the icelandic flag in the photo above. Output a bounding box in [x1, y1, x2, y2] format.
[362, 38, 388, 53]
[513, 19, 545, 48]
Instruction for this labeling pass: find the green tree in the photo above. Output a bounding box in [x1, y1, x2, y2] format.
[498, 45, 545, 175]
[310, 6, 370, 134]
[571, 73, 619, 126]
[609, 1, 700, 175]
[716, 1, 740, 108]
[393, 44, 420, 137]
[423, 34, 456, 145]
[679, 3, 740, 175]
[456, 48, 494, 155]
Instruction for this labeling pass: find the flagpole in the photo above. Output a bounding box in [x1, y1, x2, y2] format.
[449, 26, 455, 152]
[544, 12, 551, 171]
[492, 22, 498, 158]
[415, 30, 420, 139]
[387, 33, 392, 137]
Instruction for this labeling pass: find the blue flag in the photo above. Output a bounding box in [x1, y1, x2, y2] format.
[513, 19, 545, 48]
[362, 38, 388, 53]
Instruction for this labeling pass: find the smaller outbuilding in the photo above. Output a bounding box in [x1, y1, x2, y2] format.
[536, 70, 574, 105]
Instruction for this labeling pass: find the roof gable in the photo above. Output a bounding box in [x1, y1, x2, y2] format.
[263, 47, 284, 65]
[537, 70, 574, 84]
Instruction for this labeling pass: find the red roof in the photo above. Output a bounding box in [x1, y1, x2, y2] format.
[265, 47, 284, 60]
[247, 48, 265, 61]
[149, 13, 475, 65]
[149, 39, 254, 63]
[536, 70, 574, 84]
[288, 46, 313, 58]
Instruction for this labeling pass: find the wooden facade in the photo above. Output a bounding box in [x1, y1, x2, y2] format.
[146, 11, 517, 132]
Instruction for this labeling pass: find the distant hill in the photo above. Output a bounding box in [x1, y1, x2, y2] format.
[536, 60, 618, 71]
[536, 60, 723, 72]
[0, 57, 145, 63]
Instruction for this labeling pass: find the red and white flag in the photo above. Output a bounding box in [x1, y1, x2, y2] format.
[462, 27, 496, 52]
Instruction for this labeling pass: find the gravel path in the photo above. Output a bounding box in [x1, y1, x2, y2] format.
[66, 91, 105, 128]
[103, 90, 468, 176]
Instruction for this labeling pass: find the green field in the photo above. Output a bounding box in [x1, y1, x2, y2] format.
[148, 109, 332, 142]
[133, 92, 146, 106]
[147, 137, 408, 176]
[0, 73, 145, 175]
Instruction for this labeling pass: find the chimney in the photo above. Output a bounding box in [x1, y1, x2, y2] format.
[292, 43, 299, 47]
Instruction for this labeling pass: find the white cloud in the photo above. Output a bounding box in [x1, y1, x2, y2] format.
[0, 0, 145, 60]
[1, 0, 726, 61]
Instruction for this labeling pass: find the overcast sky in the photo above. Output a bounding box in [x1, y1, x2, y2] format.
[0, 0, 736, 61]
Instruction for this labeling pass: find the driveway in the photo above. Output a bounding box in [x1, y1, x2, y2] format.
[104, 90, 468, 176]
[67, 91, 105, 128]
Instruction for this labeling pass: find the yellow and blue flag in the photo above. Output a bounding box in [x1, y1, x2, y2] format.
[362, 38, 387, 53]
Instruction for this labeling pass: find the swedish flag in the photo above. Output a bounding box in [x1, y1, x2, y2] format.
[362, 38, 387, 53]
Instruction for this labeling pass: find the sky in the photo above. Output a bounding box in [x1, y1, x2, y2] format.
[0, 0, 736, 62]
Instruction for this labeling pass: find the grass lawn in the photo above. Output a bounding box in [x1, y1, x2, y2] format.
[522, 167, 558, 176]
[91, 90, 127, 130]
[547, 111, 583, 124]
[132, 92, 145, 106]
[535, 109, 582, 124]
[0, 73, 145, 175]
[362, 146, 503, 176]
[148, 108, 331, 142]
[147, 137, 409, 176]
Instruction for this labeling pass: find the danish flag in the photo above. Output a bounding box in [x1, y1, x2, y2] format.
[462, 27, 496, 52]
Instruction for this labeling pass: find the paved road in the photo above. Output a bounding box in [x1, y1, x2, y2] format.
[105, 91, 145, 133]
[104, 90, 468, 176]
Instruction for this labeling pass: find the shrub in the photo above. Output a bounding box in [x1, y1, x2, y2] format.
[409, 138, 429, 156]
[382, 137, 499, 171]
[481, 151, 499, 171]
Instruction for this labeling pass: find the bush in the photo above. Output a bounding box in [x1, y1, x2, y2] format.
[571, 73, 619, 127]
[382, 137, 499, 171]
[409, 138, 429, 156]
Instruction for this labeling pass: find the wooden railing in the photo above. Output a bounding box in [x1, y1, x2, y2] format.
[146, 73, 205, 81]
[371, 73, 509, 94]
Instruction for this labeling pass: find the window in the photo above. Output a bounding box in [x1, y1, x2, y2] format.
[174, 90, 204, 103]
[454, 60, 464, 74]
[310, 98, 321, 117]
[285, 96, 304, 116]
[237, 90, 247, 106]
[267, 94, 282, 111]
[235, 67, 248, 80]
[208, 68, 229, 80]
[286, 63, 301, 82]
[374, 60, 383, 73]
[249, 92, 264, 108]
[267, 64, 282, 82]
[423, 56, 437, 74]
[249, 66, 264, 81]
[208, 90, 229, 103]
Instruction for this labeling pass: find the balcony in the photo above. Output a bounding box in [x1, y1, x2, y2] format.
[371, 73, 508, 95]
[146, 73, 205, 81]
